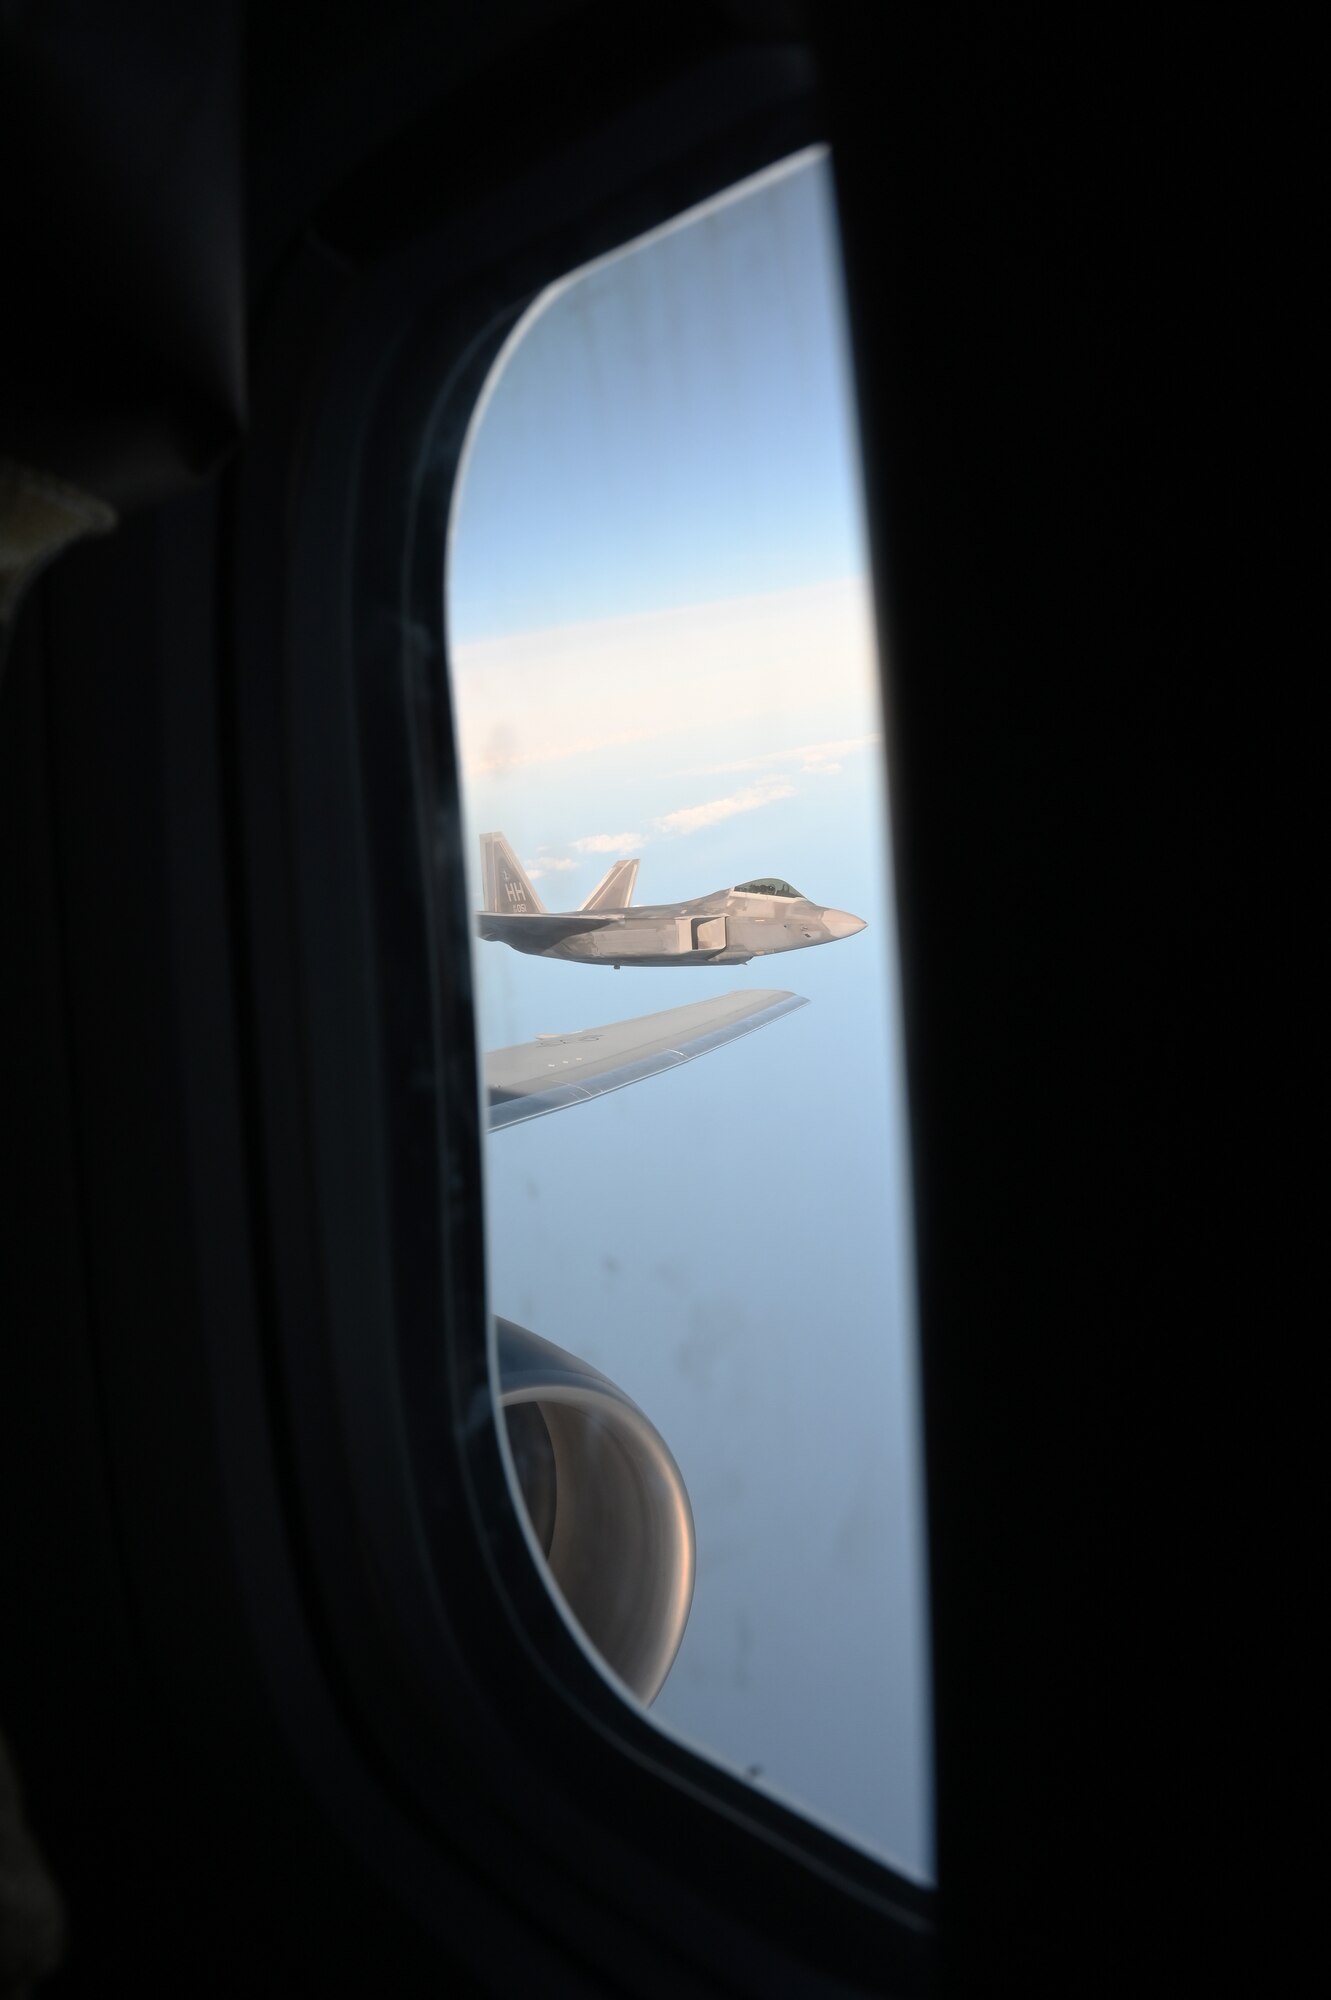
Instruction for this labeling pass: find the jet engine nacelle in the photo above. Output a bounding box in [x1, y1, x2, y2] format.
[496, 1318, 695, 1706]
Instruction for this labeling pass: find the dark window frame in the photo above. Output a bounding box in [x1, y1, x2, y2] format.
[223, 47, 935, 1997]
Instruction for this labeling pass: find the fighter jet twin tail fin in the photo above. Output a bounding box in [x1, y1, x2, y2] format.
[479, 832, 638, 916]
[581, 858, 639, 912]
[480, 831, 546, 915]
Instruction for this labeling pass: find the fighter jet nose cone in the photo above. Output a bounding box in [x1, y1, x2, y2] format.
[822, 908, 867, 940]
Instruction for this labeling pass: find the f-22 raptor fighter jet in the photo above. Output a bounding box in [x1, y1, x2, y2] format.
[477, 832, 866, 967]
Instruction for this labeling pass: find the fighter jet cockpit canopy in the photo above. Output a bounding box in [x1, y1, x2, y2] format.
[734, 877, 803, 898]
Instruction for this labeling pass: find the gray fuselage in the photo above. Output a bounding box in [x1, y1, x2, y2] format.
[477, 886, 866, 967]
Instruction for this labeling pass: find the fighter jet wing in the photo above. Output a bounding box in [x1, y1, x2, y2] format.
[476, 911, 624, 946]
[485, 988, 808, 1130]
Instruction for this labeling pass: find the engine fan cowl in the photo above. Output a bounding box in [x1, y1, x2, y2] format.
[496, 1318, 695, 1706]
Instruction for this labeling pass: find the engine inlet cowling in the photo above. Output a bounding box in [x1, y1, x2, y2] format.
[495, 1319, 695, 1706]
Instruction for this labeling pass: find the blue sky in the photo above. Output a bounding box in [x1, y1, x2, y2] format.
[450, 150, 865, 640]
[446, 151, 933, 1882]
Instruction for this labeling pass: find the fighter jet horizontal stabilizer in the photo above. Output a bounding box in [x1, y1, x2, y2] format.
[478, 911, 624, 948]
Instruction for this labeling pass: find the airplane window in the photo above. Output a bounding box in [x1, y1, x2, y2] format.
[446, 148, 932, 1882]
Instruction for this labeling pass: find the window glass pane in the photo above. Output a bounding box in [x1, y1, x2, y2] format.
[447, 148, 932, 1882]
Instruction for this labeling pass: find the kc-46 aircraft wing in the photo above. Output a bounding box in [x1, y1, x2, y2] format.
[476, 831, 865, 967]
[485, 987, 808, 1128]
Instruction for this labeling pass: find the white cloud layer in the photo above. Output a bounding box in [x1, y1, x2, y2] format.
[680, 732, 881, 779]
[525, 855, 577, 878]
[571, 831, 643, 853]
[450, 577, 877, 780]
[653, 776, 795, 836]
